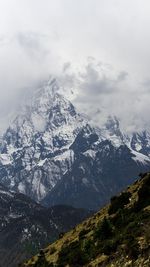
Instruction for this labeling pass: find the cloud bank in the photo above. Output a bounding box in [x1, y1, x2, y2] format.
[58, 59, 150, 133]
[0, 0, 150, 133]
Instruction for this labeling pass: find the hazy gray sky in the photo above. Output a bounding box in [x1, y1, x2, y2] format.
[0, 0, 150, 132]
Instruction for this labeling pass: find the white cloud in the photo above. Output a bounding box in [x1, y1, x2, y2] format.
[57, 60, 150, 133]
[0, 0, 150, 133]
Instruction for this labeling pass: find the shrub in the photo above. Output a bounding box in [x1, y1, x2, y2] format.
[100, 239, 118, 255]
[110, 208, 129, 227]
[79, 228, 89, 240]
[57, 241, 89, 267]
[59, 232, 65, 239]
[134, 179, 150, 211]
[82, 239, 96, 258]
[94, 217, 113, 241]
[108, 192, 131, 215]
[34, 253, 51, 267]
[124, 234, 140, 260]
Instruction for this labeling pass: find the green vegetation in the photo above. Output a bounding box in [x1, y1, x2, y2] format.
[94, 217, 113, 240]
[108, 191, 131, 215]
[78, 228, 89, 240]
[134, 174, 150, 211]
[57, 241, 89, 266]
[21, 172, 150, 267]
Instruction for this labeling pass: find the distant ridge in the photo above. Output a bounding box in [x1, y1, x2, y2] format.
[0, 183, 93, 267]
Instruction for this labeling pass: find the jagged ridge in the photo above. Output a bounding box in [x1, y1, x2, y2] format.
[0, 79, 150, 210]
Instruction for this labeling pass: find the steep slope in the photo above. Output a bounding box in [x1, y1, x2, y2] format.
[0, 184, 93, 267]
[22, 172, 150, 267]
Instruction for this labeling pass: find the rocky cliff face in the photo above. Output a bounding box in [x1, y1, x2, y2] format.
[130, 130, 150, 156]
[43, 125, 150, 209]
[0, 78, 150, 209]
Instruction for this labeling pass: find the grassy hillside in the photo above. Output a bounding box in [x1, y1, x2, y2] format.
[21, 172, 150, 267]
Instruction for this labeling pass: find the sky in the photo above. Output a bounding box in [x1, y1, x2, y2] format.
[0, 0, 150, 133]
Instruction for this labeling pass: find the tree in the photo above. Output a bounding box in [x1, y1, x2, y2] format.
[94, 217, 113, 240]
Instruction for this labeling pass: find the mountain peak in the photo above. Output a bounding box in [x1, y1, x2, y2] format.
[105, 115, 120, 131]
[0, 79, 86, 201]
[0, 79, 150, 206]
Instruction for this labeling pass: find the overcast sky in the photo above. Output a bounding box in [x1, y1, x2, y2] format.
[0, 0, 150, 133]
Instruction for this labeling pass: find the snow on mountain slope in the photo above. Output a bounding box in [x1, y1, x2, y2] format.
[130, 149, 150, 164]
[43, 128, 150, 210]
[0, 79, 86, 201]
[0, 78, 150, 207]
[130, 130, 150, 156]
[100, 116, 126, 147]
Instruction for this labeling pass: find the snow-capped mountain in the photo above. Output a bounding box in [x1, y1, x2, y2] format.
[0, 78, 150, 209]
[0, 79, 86, 201]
